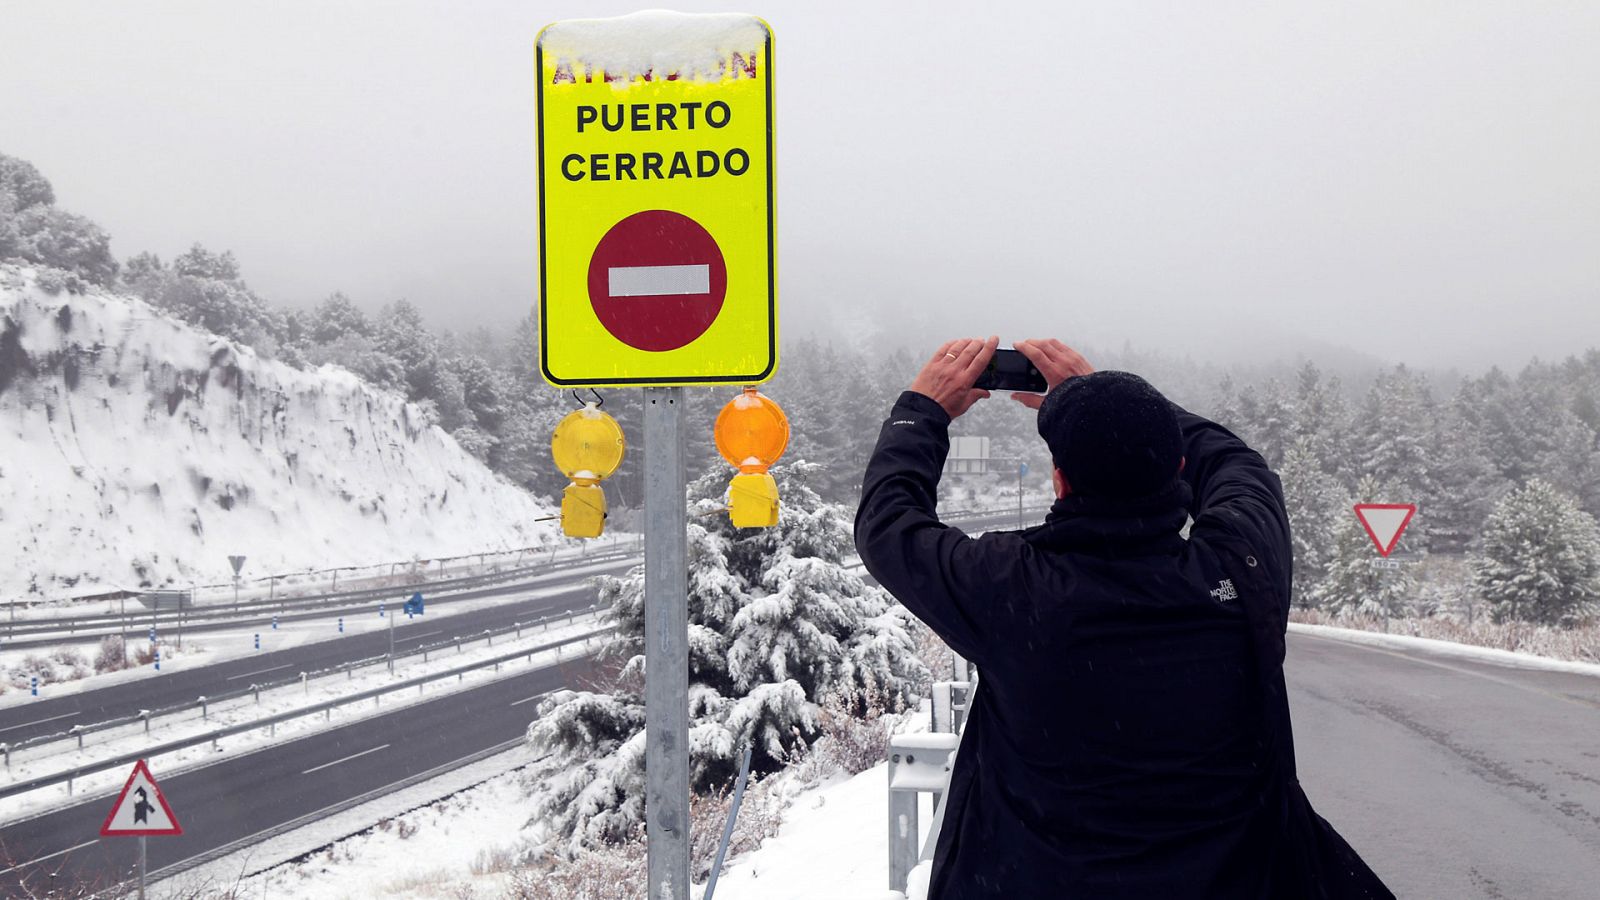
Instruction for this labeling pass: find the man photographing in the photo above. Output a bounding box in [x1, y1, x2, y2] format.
[856, 337, 1391, 899]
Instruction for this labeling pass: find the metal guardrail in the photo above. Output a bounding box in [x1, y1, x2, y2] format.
[888, 665, 976, 894]
[1, 542, 640, 646]
[3, 602, 608, 764]
[0, 623, 614, 803]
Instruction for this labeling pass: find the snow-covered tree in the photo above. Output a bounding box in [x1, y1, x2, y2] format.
[11, 205, 119, 286]
[1292, 361, 1352, 481]
[1428, 391, 1512, 553]
[526, 460, 927, 852]
[1278, 436, 1343, 606]
[309, 291, 374, 344]
[1470, 478, 1600, 626]
[1312, 475, 1417, 616]
[0, 154, 55, 211]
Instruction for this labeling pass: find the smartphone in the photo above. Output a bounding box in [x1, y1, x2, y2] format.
[974, 347, 1047, 393]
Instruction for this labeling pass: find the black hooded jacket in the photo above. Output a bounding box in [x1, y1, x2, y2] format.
[856, 391, 1392, 899]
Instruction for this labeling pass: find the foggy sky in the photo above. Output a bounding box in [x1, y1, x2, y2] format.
[2, 0, 1597, 371]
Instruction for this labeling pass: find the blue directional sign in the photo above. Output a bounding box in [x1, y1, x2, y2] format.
[1019, 461, 1029, 477]
[404, 592, 425, 617]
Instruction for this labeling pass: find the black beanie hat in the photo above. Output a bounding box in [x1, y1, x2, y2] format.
[1036, 371, 1183, 499]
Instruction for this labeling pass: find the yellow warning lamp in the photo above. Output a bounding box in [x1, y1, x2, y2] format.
[714, 387, 790, 528]
[551, 402, 625, 538]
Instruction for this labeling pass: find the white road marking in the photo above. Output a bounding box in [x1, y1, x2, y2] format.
[0, 710, 80, 734]
[405, 630, 443, 641]
[608, 264, 709, 297]
[301, 743, 392, 775]
[510, 692, 551, 708]
[0, 839, 99, 875]
[224, 664, 292, 682]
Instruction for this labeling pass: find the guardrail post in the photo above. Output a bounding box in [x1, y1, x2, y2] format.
[301, 672, 308, 695]
[886, 734, 961, 893]
[516, 621, 522, 637]
[199, 696, 208, 720]
[141, 710, 151, 733]
[486, 629, 493, 647]
[456, 638, 462, 654]
[253, 684, 261, 704]
[73, 725, 84, 751]
[68, 775, 74, 796]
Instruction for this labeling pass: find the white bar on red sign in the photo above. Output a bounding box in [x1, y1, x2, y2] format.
[608, 265, 710, 297]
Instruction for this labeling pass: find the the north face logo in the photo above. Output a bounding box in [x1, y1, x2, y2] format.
[1209, 579, 1238, 603]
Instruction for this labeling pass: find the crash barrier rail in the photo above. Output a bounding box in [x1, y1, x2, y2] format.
[889, 666, 976, 893]
[0, 621, 615, 804]
[4, 532, 642, 620]
[2, 601, 609, 766]
[3, 505, 1034, 647]
[0, 537, 642, 645]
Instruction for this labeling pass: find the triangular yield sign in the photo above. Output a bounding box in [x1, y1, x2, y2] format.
[100, 759, 183, 836]
[1354, 503, 1416, 558]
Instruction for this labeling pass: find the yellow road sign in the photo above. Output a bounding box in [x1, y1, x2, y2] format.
[537, 12, 777, 387]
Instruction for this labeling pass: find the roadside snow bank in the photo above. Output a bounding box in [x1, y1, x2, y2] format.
[1290, 623, 1600, 678]
[0, 265, 556, 600]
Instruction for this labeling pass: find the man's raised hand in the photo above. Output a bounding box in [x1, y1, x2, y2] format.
[1012, 339, 1096, 410]
[909, 336, 999, 420]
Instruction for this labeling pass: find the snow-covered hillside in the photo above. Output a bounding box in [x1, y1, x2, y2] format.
[0, 265, 557, 600]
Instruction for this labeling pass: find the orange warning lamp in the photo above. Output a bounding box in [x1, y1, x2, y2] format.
[714, 387, 790, 528]
[551, 403, 625, 538]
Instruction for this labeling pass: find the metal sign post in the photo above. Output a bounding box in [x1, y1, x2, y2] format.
[644, 386, 690, 899]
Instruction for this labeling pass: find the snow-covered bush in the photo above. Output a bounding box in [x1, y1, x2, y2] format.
[94, 635, 130, 673]
[526, 460, 928, 852]
[1471, 478, 1600, 626]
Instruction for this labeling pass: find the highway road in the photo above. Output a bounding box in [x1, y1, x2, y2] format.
[0, 557, 634, 747]
[1289, 631, 1600, 899]
[0, 510, 1074, 893]
[0, 652, 600, 894]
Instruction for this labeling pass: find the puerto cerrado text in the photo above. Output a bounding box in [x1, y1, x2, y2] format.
[559, 101, 750, 183]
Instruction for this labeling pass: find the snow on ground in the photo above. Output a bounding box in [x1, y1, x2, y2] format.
[0, 264, 558, 602]
[1289, 622, 1600, 677]
[694, 760, 927, 900]
[0, 612, 607, 826]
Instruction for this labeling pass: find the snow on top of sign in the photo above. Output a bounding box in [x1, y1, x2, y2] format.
[539, 9, 768, 81]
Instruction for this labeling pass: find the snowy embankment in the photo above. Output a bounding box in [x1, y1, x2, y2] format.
[0, 265, 557, 601]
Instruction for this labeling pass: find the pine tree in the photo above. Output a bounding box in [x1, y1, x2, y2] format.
[1278, 436, 1343, 606]
[1292, 361, 1352, 481]
[1470, 479, 1600, 626]
[1429, 390, 1511, 553]
[1312, 475, 1417, 617]
[526, 460, 927, 852]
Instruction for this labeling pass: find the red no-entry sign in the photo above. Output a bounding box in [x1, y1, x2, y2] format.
[586, 210, 728, 353]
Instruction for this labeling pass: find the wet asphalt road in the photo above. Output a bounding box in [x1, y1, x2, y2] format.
[1288, 631, 1600, 899]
